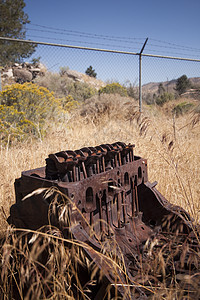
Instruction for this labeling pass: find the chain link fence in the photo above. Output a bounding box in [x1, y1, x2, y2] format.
[1, 37, 200, 110]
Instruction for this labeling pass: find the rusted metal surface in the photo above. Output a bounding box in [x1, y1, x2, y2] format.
[8, 142, 200, 299]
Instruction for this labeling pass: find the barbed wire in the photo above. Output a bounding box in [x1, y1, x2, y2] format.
[25, 23, 200, 59]
[145, 49, 200, 59]
[150, 38, 200, 52]
[25, 34, 141, 51]
[27, 23, 145, 41]
[25, 28, 144, 47]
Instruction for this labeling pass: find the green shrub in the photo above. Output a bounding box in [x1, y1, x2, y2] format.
[59, 66, 69, 76]
[34, 72, 65, 97]
[85, 65, 97, 78]
[99, 82, 128, 97]
[68, 81, 96, 101]
[35, 72, 97, 101]
[175, 75, 191, 95]
[172, 102, 194, 117]
[126, 83, 137, 99]
[155, 92, 174, 106]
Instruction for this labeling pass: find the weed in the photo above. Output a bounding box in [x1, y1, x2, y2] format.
[0, 94, 200, 299]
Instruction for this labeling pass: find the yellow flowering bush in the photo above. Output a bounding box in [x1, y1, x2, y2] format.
[0, 83, 59, 123]
[0, 105, 38, 143]
[0, 83, 77, 145]
[98, 82, 128, 97]
[59, 95, 79, 112]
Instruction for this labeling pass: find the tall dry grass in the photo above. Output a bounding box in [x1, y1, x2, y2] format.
[1, 95, 199, 231]
[1, 188, 199, 299]
[0, 94, 200, 299]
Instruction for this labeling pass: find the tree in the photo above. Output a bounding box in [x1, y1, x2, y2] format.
[0, 0, 36, 66]
[175, 75, 191, 95]
[158, 83, 165, 95]
[155, 92, 174, 106]
[85, 66, 97, 78]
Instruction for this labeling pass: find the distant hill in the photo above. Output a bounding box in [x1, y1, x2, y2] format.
[142, 77, 200, 95]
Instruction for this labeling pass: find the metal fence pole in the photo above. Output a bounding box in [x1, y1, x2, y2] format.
[139, 54, 142, 112]
[0, 68, 2, 91]
[139, 38, 148, 112]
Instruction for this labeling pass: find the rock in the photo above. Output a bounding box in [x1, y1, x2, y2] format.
[22, 62, 31, 68]
[64, 69, 105, 89]
[13, 68, 33, 83]
[1, 61, 48, 84]
[1, 62, 105, 90]
[2, 68, 13, 78]
[29, 68, 41, 72]
[36, 62, 46, 71]
[66, 69, 82, 81]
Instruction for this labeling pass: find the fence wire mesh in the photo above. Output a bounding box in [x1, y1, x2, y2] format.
[0, 37, 200, 110]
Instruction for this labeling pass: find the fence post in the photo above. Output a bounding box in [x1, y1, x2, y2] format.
[139, 38, 148, 112]
[139, 54, 142, 112]
[0, 67, 2, 91]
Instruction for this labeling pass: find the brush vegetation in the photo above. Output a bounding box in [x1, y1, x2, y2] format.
[0, 85, 200, 299]
[0, 83, 77, 144]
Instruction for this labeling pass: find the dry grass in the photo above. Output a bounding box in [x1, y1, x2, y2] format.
[1, 187, 199, 299]
[1, 97, 199, 229]
[0, 95, 200, 298]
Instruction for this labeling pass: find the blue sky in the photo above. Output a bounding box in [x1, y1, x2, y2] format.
[23, 0, 200, 84]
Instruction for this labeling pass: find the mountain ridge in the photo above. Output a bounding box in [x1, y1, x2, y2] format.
[142, 77, 200, 94]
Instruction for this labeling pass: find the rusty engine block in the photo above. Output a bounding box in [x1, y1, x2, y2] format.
[8, 142, 200, 299]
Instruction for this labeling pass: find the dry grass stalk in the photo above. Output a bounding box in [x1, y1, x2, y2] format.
[1, 186, 200, 299]
[0, 98, 200, 298]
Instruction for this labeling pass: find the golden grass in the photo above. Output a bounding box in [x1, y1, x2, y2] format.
[1, 100, 199, 231]
[0, 99, 200, 299]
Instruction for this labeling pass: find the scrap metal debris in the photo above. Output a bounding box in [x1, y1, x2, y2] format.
[8, 142, 200, 299]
